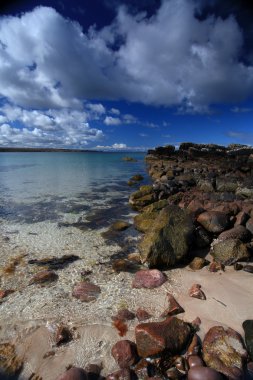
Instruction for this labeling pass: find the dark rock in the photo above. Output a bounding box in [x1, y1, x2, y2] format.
[29, 270, 58, 285]
[112, 259, 136, 273]
[160, 293, 184, 317]
[234, 263, 243, 271]
[135, 317, 192, 357]
[133, 358, 153, 380]
[129, 186, 154, 211]
[122, 157, 137, 162]
[191, 317, 201, 330]
[28, 254, 80, 270]
[203, 325, 247, 379]
[136, 308, 151, 322]
[243, 320, 253, 361]
[55, 325, 72, 346]
[209, 261, 225, 272]
[130, 174, 144, 182]
[57, 367, 88, 380]
[235, 211, 249, 226]
[165, 367, 183, 379]
[111, 340, 138, 368]
[187, 355, 204, 368]
[0, 289, 14, 299]
[85, 364, 101, 376]
[197, 211, 229, 233]
[211, 238, 250, 265]
[112, 309, 135, 321]
[189, 284, 206, 300]
[217, 225, 251, 242]
[0, 343, 23, 376]
[106, 368, 134, 380]
[72, 282, 101, 302]
[246, 218, 253, 234]
[193, 226, 212, 248]
[138, 205, 194, 268]
[187, 334, 200, 356]
[244, 265, 253, 273]
[189, 257, 209, 270]
[134, 212, 157, 233]
[188, 367, 223, 380]
[132, 270, 166, 289]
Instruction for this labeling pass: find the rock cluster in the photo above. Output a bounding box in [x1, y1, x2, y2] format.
[130, 143, 253, 269]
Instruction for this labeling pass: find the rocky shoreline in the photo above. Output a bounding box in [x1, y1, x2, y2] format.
[1, 143, 253, 379]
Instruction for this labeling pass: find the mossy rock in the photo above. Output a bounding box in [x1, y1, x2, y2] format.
[130, 174, 144, 182]
[122, 156, 137, 162]
[138, 205, 194, 268]
[143, 199, 168, 213]
[110, 220, 131, 231]
[129, 185, 154, 211]
[134, 212, 157, 233]
[211, 238, 249, 265]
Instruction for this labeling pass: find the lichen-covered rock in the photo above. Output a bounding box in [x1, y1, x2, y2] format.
[243, 320, 253, 361]
[138, 205, 194, 267]
[134, 212, 157, 233]
[211, 238, 249, 265]
[72, 282, 101, 302]
[197, 211, 229, 233]
[132, 269, 166, 289]
[135, 317, 192, 357]
[203, 326, 247, 379]
[111, 340, 138, 368]
[129, 185, 154, 211]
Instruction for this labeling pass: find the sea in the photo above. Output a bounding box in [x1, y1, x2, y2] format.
[0, 151, 148, 254]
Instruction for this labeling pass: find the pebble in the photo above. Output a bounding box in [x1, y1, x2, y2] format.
[111, 340, 138, 368]
[132, 269, 166, 289]
[189, 284, 206, 300]
[72, 282, 101, 302]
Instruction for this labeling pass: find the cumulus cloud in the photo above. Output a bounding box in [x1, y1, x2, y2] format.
[110, 108, 120, 115]
[0, 1, 252, 113]
[104, 116, 122, 125]
[231, 107, 253, 113]
[95, 143, 146, 151]
[0, 106, 104, 147]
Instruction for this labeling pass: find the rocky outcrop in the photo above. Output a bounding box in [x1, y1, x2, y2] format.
[211, 238, 250, 265]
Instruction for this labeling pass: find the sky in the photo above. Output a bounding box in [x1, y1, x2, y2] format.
[0, 0, 253, 151]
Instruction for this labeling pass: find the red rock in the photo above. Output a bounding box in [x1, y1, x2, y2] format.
[135, 316, 192, 358]
[187, 200, 205, 217]
[72, 282, 101, 302]
[188, 284, 206, 300]
[55, 325, 72, 346]
[113, 319, 128, 337]
[188, 367, 223, 380]
[29, 270, 58, 285]
[57, 367, 87, 380]
[132, 269, 166, 289]
[111, 340, 138, 368]
[217, 225, 251, 242]
[0, 289, 14, 299]
[197, 211, 229, 233]
[187, 334, 200, 356]
[112, 309, 135, 321]
[209, 261, 224, 272]
[160, 293, 184, 317]
[133, 358, 152, 379]
[136, 308, 151, 322]
[235, 211, 249, 226]
[106, 368, 133, 380]
[188, 355, 204, 368]
[203, 326, 247, 379]
[191, 317, 201, 330]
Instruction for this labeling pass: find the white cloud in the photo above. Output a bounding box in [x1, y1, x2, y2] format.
[104, 116, 122, 125]
[86, 103, 106, 114]
[110, 108, 120, 115]
[0, 2, 252, 113]
[95, 143, 146, 151]
[231, 107, 253, 113]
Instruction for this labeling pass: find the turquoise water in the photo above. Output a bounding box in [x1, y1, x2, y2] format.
[0, 152, 147, 225]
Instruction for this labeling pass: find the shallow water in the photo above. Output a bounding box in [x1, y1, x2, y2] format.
[0, 152, 147, 225]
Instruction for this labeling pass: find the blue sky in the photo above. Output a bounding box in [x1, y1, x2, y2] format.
[0, 0, 253, 150]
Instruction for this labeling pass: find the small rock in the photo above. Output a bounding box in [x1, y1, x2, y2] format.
[130, 174, 144, 182]
[111, 340, 138, 368]
[243, 265, 253, 273]
[57, 367, 87, 380]
[0, 289, 14, 299]
[165, 367, 183, 379]
[133, 358, 153, 380]
[112, 259, 135, 273]
[191, 317, 201, 330]
[85, 364, 101, 375]
[106, 368, 133, 380]
[243, 320, 253, 361]
[188, 367, 223, 380]
[55, 325, 72, 346]
[111, 221, 131, 231]
[29, 270, 58, 285]
[28, 254, 80, 270]
[209, 261, 225, 272]
[187, 355, 204, 368]
[160, 293, 184, 317]
[234, 263, 243, 271]
[112, 309, 135, 321]
[132, 269, 166, 289]
[211, 238, 249, 265]
[72, 282, 101, 302]
[197, 211, 229, 233]
[189, 284, 206, 300]
[203, 325, 247, 379]
[136, 308, 151, 322]
[113, 319, 128, 337]
[135, 316, 192, 357]
[187, 334, 200, 356]
[189, 257, 209, 270]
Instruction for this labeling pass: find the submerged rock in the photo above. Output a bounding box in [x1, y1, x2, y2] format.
[138, 205, 194, 268]
[132, 269, 166, 289]
[57, 367, 88, 380]
[29, 270, 58, 285]
[135, 316, 192, 357]
[112, 309, 135, 321]
[136, 308, 152, 322]
[28, 254, 80, 270]
[203, 325, 247, 379]
[72, 282, 101, 302]
[211, 238, 249, 265]
[111, 340, 138, 368]
[110, 221, 131, 231]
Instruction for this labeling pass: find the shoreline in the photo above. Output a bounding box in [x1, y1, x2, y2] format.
[1, 144, 253, 379]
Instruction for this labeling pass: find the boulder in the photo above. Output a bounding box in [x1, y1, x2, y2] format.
[216, 178, 238, 192]
[111, 340, 138, 368]
[243, 320, 253, 361]
[132, 269, 166, 289]
[211, 238, 250, 265]
[217, 225, 251, 242]
[138, 205, 194, 267]
[197, 211, 229, 233]
[236, 187, 253, 198]
[72, 282, 101, 302]
[134, 212, 157, 233]
[129, 186, 154, 211]
[203, 326, 247, 379]
[135, 316, 192, 357]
